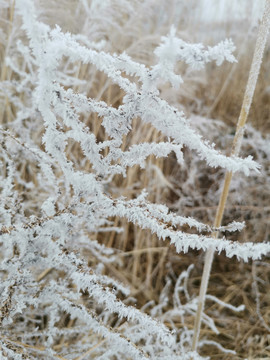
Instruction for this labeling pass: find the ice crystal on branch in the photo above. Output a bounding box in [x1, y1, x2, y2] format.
[152, 26, 237, 87]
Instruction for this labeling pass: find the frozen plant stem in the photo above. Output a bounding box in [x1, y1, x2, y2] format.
[191, 0, 270, 352]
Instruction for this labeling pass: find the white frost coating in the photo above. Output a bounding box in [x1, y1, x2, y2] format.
[206, 294, 245, 312]
[17, 10, 259, 176]
[152, 26, 236, 88]
[244, 0, 270, 105]
[41, 197, 56, 216]
[216, 221, 245, 232]
[112, 197, 270, 261]
[198, 340, 236, 355]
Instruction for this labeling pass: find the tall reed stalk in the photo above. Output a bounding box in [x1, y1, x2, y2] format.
[192, 0, 270, 351]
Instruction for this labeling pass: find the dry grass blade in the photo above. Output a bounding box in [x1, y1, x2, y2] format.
[192, 0, 270, 352]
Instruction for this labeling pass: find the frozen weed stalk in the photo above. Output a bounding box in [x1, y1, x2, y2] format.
[0, 0, 270, 359]
[192, 0, 270, 352]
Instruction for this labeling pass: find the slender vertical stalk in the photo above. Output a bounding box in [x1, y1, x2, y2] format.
[192, 0, 270, 352]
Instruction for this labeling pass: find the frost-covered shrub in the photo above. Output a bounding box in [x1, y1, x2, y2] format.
[0, 1, 270, 359]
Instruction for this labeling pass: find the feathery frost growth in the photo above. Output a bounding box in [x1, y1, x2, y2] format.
[0, 0, 269, 359]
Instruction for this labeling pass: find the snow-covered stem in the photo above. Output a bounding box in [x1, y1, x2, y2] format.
[192, 0, 270, 351]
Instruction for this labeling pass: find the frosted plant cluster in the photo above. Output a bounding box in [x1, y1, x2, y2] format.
[0, 0, 269, 359]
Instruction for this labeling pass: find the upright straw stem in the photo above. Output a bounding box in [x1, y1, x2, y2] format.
[191, 0, 270, 352]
